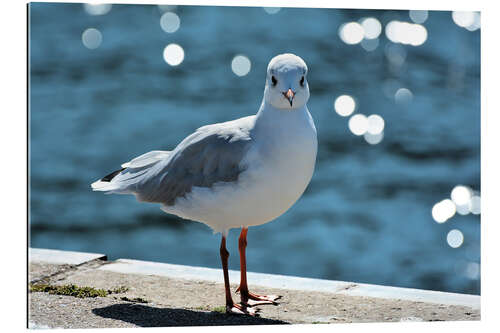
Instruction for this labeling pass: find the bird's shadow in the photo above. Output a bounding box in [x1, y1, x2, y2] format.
[92, 303, 289, 327]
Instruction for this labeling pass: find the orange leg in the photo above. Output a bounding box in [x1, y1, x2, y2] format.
[236, 227, 281, 306]
[219, 234, 257, 316]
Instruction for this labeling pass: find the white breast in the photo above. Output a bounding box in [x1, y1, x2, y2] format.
[163, 107, 317, 233]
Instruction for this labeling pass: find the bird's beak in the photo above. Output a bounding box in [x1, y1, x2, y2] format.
[283, 89, 295, 107]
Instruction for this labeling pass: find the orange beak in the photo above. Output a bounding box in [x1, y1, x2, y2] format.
[283, 89, 295, 106]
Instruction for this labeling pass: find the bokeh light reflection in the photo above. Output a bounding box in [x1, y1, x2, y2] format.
[348, 114, 368, 136]
[395, 88, 413, 105]
[263, 7, 281, 15]
[367, 114, 385, 135]
[360, 17, 382, 39]
[385, 20, 427, 46]
[465, 13, 481, 31]
[364, 132, 384, 145]
[81, 28, 102, 49]
[455, 204, 470, 216]
[160, 12, 180, 33]
[231, 55, 251, 77]
[447, 229, 464, 248]
[83, 3, 112, 16]
[469, 195, 481, 215]
[361, 38, 379, 52]
[451, 185, 472, 206]
[465, 262, 480, 280]
[339, 22, 364, 45]
[452, 11, 480, 31]
[409, 10, 428, 24]
[334, 95, 356, 117]
[431, 185, 480, 223]
[432, 199, 456, 223]
[450, 185, 479, 215]
[163, 43, 184, 66]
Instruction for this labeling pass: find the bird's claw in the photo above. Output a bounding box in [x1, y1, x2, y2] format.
[226, 303, 260, 316]
[245, 295, 281, 306]
[235, 287, 282, 306]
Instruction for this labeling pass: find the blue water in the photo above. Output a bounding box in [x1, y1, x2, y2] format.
[29, 3, 480, 295]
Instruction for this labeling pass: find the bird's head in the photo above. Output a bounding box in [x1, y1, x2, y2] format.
[263, 53, 309, 110]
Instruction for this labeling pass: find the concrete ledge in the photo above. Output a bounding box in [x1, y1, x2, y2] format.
[29, 248, 479, 310]
[28, 248, 480, 327]
[99, 258, 480, 310]
[29, 248, 106, 265]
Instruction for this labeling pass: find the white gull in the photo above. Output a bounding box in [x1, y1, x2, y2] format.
[91, 53, 317, 315]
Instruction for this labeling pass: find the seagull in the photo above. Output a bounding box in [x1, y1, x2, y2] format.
[91, 53, 317, 316]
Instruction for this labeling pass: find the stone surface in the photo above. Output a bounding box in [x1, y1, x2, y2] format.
[29, 248, 106, 265]
[100, 258, 480, 309]
[27, 248, 481, 328]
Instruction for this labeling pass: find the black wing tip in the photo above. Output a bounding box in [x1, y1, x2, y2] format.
[101, 167, 126, 182]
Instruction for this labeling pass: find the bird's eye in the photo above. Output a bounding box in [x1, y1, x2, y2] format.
[300, 76, 305, 86]
[271, 76, 277, 86]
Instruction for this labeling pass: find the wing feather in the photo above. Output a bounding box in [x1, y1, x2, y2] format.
[121, 150, 171, 168]
[135, 117, 255, 205]
[92, 116, 256, 206]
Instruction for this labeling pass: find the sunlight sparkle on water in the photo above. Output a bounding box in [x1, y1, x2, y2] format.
[451, 185, 475, 215]
[367, 114, 385, 135]
[83, 3, 112, 16]
[263, 7, 281, 14]
[469, 196, 481, 215]
[364, 132, 384, 145]
[231, 55, 251, 77]
[361, 38, 379, 52]
[160, 12, 180, 33]
[431, 199, 456, 223]
[465, 262, 480, 280]
[451, 185, 472, 206]
[465, 13, 481, 31]
[447, 229, 464, 248]
[360, 17, 382, 39]
[395, 88, 413, 105]
[409, 10, 428, 24]
[82, 28, 102, 49]
[334, 95, 356, 117]
[348, 114, 368, 136]
[339, 22, 364, 45]
[163, 44, 184, 66]
[452, 12, 480, 31]
[385, 21, 427, 46]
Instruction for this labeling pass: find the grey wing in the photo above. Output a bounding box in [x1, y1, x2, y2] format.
[134, 122, 253, 205]
[121, 150, 171, 168]
[91, 150, 171, 192]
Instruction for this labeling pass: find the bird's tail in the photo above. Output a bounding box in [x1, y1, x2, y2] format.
[90, 150, 171, 194]
[90, 167, 129, 193]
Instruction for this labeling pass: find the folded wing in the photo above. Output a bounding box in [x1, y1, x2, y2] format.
[91, 116, 255, 207]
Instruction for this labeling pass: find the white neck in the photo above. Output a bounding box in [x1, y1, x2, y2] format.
[250, 98, 316, 152]
[255, 99, 309, 125]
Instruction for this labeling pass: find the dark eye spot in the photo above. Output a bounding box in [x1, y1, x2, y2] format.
[300, 76, 305, 86]
[271, 76, 277, 86]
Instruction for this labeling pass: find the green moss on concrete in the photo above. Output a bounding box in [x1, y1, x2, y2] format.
[29, 283, 129, 298]
[211, 306, 226, 313]
[29, 283, 108, 298]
